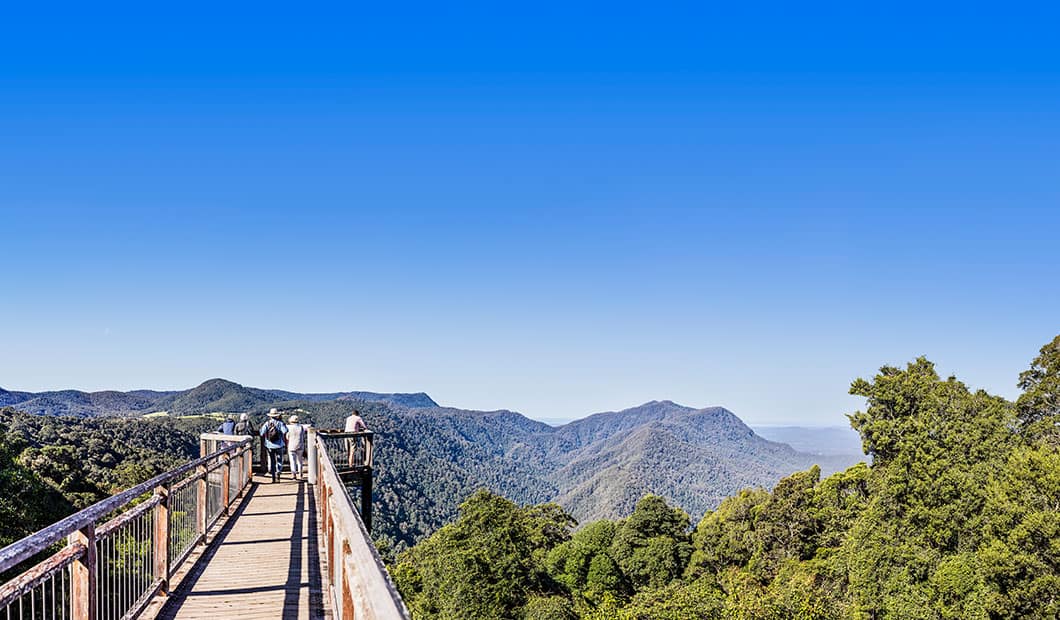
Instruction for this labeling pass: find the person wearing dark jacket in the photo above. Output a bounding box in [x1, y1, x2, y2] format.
[260, 409, 288, 482]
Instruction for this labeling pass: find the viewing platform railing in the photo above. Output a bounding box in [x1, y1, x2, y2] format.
[309, 429, 408, 620]
[0, 434, 253, 620]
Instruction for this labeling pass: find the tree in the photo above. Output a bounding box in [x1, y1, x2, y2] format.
[609, 495, 692, 590]
[392, 490, 575, 619]
[687, 488, 769, 579]
[1017, 334, 1060, 437]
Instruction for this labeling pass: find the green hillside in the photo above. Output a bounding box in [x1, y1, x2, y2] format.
[391, 334, 1060, 619]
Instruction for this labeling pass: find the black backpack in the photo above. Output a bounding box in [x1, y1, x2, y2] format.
[265, 421, 281, 443]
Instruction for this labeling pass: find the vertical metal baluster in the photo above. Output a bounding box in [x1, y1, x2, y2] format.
[146, 511, 150, 597]
[141, 512, 145, 603]
[125, 522, 129, 615]
[98, 537, 103, 620]
[101, 537, 106, 620]
[107, 536, 111, 620]
[136, 514, 139, 609]
[106, 536, 111, 620]
[123, 527, 127, 619]
[123, 526, 128, 618]
[117, 529, 122, 619]
[102, 536, 107, 620]
[124, 525, 128, 617]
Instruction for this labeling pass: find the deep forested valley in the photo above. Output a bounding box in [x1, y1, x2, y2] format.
[391, 335, 1060, 619]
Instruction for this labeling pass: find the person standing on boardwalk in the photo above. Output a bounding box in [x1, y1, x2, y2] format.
[260, 408, 288, 482]
[215, 415, 236, 449]
[216, 415, 236, 435]
[344, 409, 370, 467]
[234, 412, 256, 435]
[233, 413, 256, 456]
[285, 414, 308, 480]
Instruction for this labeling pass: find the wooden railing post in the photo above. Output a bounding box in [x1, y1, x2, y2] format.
[222, 455, 231, 513]
[69, 524, 96, 620]
[307, 428, 318, 485]
[154, 485, 170, 594]
[196, 464, 207, 544]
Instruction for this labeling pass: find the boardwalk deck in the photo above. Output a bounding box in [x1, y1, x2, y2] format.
[157, 474, 328, 620]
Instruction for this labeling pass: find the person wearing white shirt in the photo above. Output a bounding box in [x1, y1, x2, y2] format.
[344, 409, 370, 467]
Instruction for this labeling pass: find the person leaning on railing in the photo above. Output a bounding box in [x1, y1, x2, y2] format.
[216, 414, 236, 449]
[344, 409, 369, 467]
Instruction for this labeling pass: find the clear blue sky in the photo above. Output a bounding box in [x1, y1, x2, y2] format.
[2, 2, 1058, 424]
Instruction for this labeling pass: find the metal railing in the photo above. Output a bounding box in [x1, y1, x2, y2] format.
[308, 429, 408, 620]
[0, 435, 253, 620]
[315, 430, 374, 473]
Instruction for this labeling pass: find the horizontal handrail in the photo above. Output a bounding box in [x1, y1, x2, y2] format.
[95, 494, 161, 539]
[0, 436, 252, 573]
[0, 543, 84, 609]
[316, 430, 375, 471]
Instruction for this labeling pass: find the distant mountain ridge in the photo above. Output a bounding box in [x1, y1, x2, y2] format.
[751, 424, 864, 457]
[0, 379, 438, 416]
[542, 401, 856, 523]
[5, 380, 862, 552]
[282, 398, 862, 549]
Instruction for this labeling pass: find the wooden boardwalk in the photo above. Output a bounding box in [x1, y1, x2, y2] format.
[157, 474, 328, 620]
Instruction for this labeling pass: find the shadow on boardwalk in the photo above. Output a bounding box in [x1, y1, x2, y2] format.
[157, 475, 327, 620]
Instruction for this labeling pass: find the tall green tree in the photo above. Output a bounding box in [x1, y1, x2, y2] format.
[609, 495, 692, 590]
[392, 490, 575, 619]
[1017, 334, 1060, 440]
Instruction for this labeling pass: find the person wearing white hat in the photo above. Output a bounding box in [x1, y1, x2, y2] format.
[286, 415, 308, 480]
[234, 412, 256, 436]
[259, 409, 288, 482]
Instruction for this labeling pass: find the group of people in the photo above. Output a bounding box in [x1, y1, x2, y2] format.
[215, 408, 370, 483]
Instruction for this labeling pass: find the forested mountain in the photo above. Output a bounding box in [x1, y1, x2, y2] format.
[0, 378, 437, 416]
[0, 378, 850, 561]
[392, 334, 1060, 619]
[289, 399, 852, 555]
[547, 402, 853, 524]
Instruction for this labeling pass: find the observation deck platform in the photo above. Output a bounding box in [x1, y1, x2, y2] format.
[157, 475, 326, 620]
[0, 430, 408, 620]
